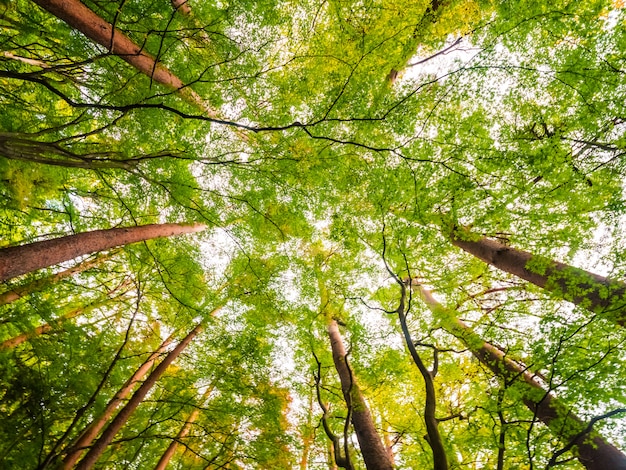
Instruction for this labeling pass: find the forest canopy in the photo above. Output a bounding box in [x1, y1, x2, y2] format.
[1, 0, 626, 468]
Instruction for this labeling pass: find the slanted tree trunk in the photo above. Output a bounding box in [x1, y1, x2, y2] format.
[30, 0, 214, 113]
[154, 386, 213, 470]
[0, 252, 115, 306]
[450, 229, 626, 326]
[414, 282, 626, 470]
[75, 322, 204, 470]
[327, 319, 394, 470]
[61, 331, 177, 469]
[171, 0, 192, 15]
[0, 222, 206, 282]
[0, 294, 125, 350]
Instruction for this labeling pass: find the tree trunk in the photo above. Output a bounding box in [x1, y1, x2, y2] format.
[62, 331, 177, 469]
[450, 230, 626, 326]
[0, 295, 122, 350]
[415, 283, 626, 470]
[0, 252, 114, 306]
[396, 300, 448, 470]
[74, 322, 203, 470]
[31, 0, 217, 115]
[153, 386, 213, 470]
[0, 222, 206, 282]
[171, 0, 191, 15]
[327, 319, 394, 470]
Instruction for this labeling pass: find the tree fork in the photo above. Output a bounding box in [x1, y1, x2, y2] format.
[450, 229, 626, 326]
[0, 222, 206, 282]
[414, 282, 626, 470]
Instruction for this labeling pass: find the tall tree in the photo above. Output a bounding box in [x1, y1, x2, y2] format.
[60, 331, 177, 469]
[153, 385, 213, 470]
[412, 281, 626, 470]
[75, 321, 205, 470]
[0, 222, 206, 282]
[326, 319, 394, 470]
[450, 229, 626, 326]
[0, 252, 115, 306]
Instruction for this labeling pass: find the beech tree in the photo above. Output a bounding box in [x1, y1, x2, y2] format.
[1, 0, 625, 468]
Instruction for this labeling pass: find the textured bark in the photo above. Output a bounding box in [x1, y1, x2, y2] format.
[31, 0, 213, 114]
[415, 284, 626, 470]
[0, 222, 206, 282]
[450, 230, 626, 326]
[62, 332, 177, 469]
[327, 320, 394, 470]
[75, 322, 204, 470]
[154, 386, 212, 470]
[0, 252, 114, 306]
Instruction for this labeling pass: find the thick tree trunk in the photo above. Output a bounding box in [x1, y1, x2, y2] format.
[0, 222, 206, 282]
[415, 284, 626, 470]
[62, 331, 177, 469]
[154, 386, 212, 470]
[0, 252, 114, 306]
[75, 322, 204, 470]
[450, 230, 626, 326]
[327, 319, 394, 470]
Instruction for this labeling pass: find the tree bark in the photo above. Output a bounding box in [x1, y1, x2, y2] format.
[75, 322, 204, 470]
[414, 283, 626, 470]
[450, 230, 626, 326]
[0, 252, 114, 306]
[62, 331, 177, 469]
[0, 222, 206, 282]
[153, 386, 212, 470]
[327, 319, 394, 470]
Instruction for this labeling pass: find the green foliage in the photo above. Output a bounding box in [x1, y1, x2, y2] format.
[1, 0, 626, 468]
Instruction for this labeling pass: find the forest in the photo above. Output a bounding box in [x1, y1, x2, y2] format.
[1, 0, 625, 468]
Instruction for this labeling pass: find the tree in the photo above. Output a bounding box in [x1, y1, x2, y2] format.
[75, 321, 204, 470]
[0, 222, 206, 282]
[412, 281, 626, 470]
[450, 229, 626, 326]
[60, 330, 177, 469]
[1, 0, 626, 468]
[326, 318, 394, 470]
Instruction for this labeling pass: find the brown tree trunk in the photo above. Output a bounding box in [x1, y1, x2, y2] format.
[171, 0, 191, 15]
[62, 331, 177, 469]
[75, 322, 204, 470]
[415, 283, 626, 470]
[450, 230, 626, 326]
[0, 252, 114, 306]
[31, 0, 217, 115]
[327, 319, 394, 470]
[153, 386, 213, 470]
[0, 222, 206, 282]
